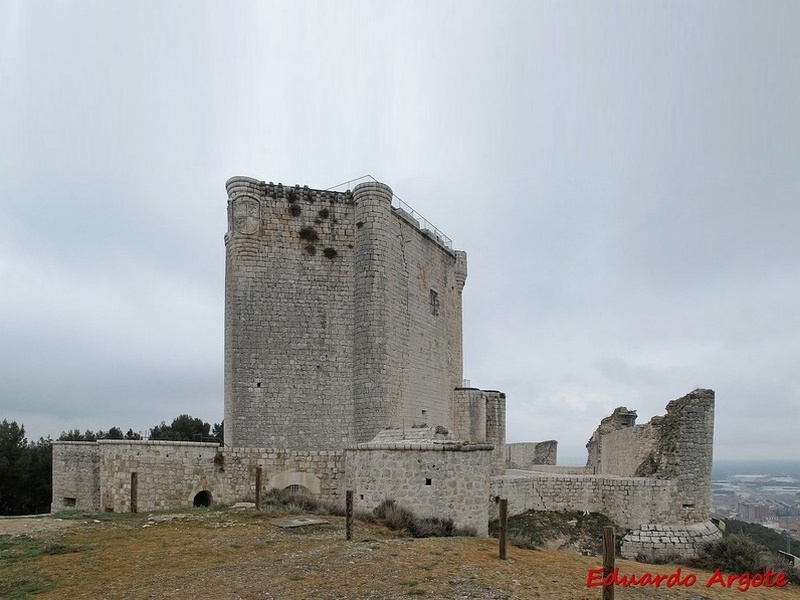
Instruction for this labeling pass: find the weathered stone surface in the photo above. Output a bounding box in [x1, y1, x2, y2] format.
[506, 440, 558, 469]
[584, 390, 715, 522]
[621, 521, 723, 559]
[224, 177, 474, 450]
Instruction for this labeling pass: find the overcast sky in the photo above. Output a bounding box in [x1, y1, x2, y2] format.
[2, 1, 798, 463]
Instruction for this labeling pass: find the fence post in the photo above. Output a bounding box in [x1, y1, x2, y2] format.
[130, 472, 138, 514]
[255, 467, 262, 510]
[499, 498, 508, 560]
[346, 490, 353, 541]
[602, 526, 615, 600]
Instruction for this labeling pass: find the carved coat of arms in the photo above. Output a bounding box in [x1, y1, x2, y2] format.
[232, 196, 259, 235]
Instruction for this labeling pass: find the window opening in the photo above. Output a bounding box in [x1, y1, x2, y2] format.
[429, 290, 439, 315]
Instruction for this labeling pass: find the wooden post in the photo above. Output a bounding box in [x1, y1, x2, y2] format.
[255, 467, 262, 510]
[602, 526, 615, 600]
[499, 498, 508, 560]
[130, 472, 138, 514]
[346, 490, 353, 540]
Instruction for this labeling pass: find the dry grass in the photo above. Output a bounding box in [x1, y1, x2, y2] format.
[1, 508, 797, 600]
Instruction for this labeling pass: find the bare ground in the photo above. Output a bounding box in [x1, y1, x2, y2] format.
[1, 509, 797, 600]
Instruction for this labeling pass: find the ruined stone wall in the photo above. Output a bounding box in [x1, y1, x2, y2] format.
[594, 424, 659, 477]
[489, 472, 677, 529]
[345, 442, 493, 535]
[506, 441, 558, 469]
[224, 177, 356, 450]
[586, 390, 715, 522]
[657, 389, 715, 521]
[51, 442, 100, 511]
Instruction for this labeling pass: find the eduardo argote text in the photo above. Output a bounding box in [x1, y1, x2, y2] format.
[586, 567, 789, 592]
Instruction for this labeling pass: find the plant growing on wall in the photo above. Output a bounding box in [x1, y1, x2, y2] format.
[299, 226, 319, 242]
[323, 247, 337, 259]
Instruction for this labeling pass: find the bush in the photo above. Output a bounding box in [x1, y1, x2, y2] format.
[489, 510, 616, 554]
[372, 499, 475, 538]
[689, 533, 799, 583]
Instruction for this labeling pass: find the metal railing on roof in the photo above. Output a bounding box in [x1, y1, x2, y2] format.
[325, 175, 453, 250]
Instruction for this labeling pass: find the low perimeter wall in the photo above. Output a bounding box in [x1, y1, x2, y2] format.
[53, 440, 346, 513]
[489, 471, 677, 529]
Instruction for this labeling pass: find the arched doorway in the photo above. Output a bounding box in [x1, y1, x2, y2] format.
[193, 490, 212, 507]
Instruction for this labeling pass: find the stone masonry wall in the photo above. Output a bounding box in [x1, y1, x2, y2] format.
[58, 441, 347, 513]
[452, 388, 487, 442]
[506, 441, 558, 469]
[452, 388, 506, 475]
[224, 177, 356, 450]
[98, 440, 220, 512]
[490, 472, 677, 529]
[594, 424, 659, 477]
[345, 442, 493, 536]
[225, 177, 468, 450]
[214, 447, 346, 506]
[352, 182, 466, 441]
[485, 392, 506, 476]
[51, 442, 100, 511]
[621, 522, 722, 560]
[587, 389, 715, 522]
[521, 465, 590, 475]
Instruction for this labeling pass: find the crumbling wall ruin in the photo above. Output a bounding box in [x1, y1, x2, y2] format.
[505, 440, 558, 469]
[586, 389, 715, 522]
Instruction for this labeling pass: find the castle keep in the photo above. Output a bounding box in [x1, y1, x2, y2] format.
[224, 177, 469, 449]
[52, 176, 720, 556]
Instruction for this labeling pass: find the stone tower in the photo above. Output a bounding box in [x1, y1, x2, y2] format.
[224, 176, 468, 450]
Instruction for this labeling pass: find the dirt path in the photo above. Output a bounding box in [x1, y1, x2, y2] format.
[0, 515, 85, 537]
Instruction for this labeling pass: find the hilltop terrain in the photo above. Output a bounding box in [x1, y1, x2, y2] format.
[1, 508, 797, 600]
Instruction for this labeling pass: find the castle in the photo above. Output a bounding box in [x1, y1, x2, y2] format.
[52, 176, 721, 557]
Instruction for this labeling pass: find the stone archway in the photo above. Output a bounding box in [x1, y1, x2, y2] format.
[193, 490, 212, 507]
[268, 471, 321, 495]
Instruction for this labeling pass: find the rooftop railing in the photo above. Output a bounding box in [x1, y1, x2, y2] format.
[326, 175, 453, 250]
